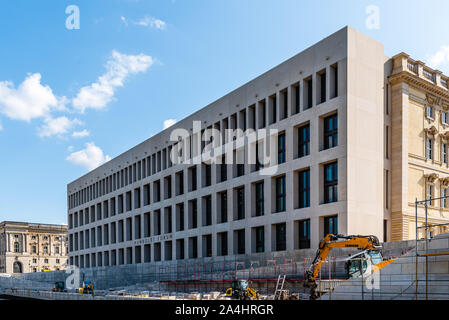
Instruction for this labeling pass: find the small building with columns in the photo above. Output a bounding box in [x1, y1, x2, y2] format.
[0, 221, 68, 274]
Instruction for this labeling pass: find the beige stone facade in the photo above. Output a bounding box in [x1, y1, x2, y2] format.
[389, 53, 449, 241]
[0, 221, 68, 274]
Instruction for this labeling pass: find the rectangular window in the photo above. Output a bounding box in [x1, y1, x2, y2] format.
[443, 144, 447, 164]
[220, 155, 227, 182]
[220, 191, 227, 223]
[298, 219, 310, 249]
[319, 71, 326, 104]
[278, 133, 286, 164]
[385, 170, 389, 209]
[237, 187, 245, 220]
[426, 139, 433, 160]
[298, 169, 310, 208]
[324, 162, 338, 204]
[255, 182, 264, 216]
[294, 84, 300, 114]
[143, 184, 150, 206]
[306, 78, 313, 109]
[298, 124, 310, 158]
[281, 89, 288, 119]
[324, 215, 338, 236]
[331, 64, 338, 99]
[324, 114, 338, 150]
[255, 226, 264, 253]
[204, 164, 211, 187]
[190, 166, 197, 191]
[385, 126, 389, 159]
[134, 188, 141, 209]
[443, 112, 448, 124]
[427, 105, 433, 118]
[118, 195, 124, 214]
[204, 196, 212, 226]
[270, 95, 277, 124]
[237, 229, 245, 254]
[275, 223, 286, 251]
[426, 184, 433, 206]
[276, 176, 286, 212]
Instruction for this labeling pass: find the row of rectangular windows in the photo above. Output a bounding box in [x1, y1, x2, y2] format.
[68, 111, 339, 229]
[69, 215, 338, 266]
[68, 64, 339, 210]
[68, 159, 338, 233]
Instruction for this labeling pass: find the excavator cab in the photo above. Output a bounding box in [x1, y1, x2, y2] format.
[345, 250, 383, 279]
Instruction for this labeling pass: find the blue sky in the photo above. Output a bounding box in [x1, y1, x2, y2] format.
[1, 0, 449, 224]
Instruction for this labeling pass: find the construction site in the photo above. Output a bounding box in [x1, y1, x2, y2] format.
[1, 217, 449, 301]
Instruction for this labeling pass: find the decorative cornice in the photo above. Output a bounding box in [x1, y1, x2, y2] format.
[389, 71, 449, 101]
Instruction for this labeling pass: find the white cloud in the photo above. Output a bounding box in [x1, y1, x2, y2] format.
[0, 73, 66, 122]
[72, 129, 90, 138]
[163, 118, 177, 129]
[134, 15, 166, 30]
[428, 45, 449, 69]
[66, 142, 111, 171]
[67, 145, 74, 152]
[120, 16, 128, 26]
[0, 120, 3, 131]
[38, 116, 82, 138]
[72, 50, 153, 113]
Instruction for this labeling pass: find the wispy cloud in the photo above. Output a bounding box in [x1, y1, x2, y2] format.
[163, 118, 177, 129]
[72, 50, 154, 113]
[38, 116, 82, 138]
[121, 15, 167, 30]
[66, 142, 111, 171]
[134, 15, 166, 30]
[72, 129, 90, 138]
[428, 45, 449, 69]
[120, 16, 128, 26]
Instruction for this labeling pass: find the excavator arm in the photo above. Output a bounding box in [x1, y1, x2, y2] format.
[306, 234, 380, 282]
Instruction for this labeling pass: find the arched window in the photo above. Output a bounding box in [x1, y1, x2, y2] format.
[13, 261, 22, 273]
[14, 242, 19, 253]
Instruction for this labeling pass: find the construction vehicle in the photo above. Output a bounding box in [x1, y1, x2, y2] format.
[225, 280, 260, 300]
[78, 280, 94, 295]
[52, 281, 66, 292]
[304, 234, 396, 300]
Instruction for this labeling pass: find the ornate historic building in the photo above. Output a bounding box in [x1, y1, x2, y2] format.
[0, 221, 68, 274]
[389, 53, 449, 240]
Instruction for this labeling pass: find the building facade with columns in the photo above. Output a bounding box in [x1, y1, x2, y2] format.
[389, 53, 449, 241]
[67, 26, 392, 269]
[0, 221, 68, 274]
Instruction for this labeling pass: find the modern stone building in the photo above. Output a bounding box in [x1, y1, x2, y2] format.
[66, 26, 449, 269]
[0, 221, 68, 274]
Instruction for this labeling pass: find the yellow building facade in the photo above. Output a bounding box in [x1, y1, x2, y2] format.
[390, 53, 449, 241]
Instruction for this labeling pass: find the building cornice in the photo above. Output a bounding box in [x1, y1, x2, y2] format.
[389, 52, 449, 103]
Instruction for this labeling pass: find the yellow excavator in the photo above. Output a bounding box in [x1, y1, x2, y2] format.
[304, 234, 396, 300]
[225, 280, 260, 300]
[78, 280, 94, 295]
